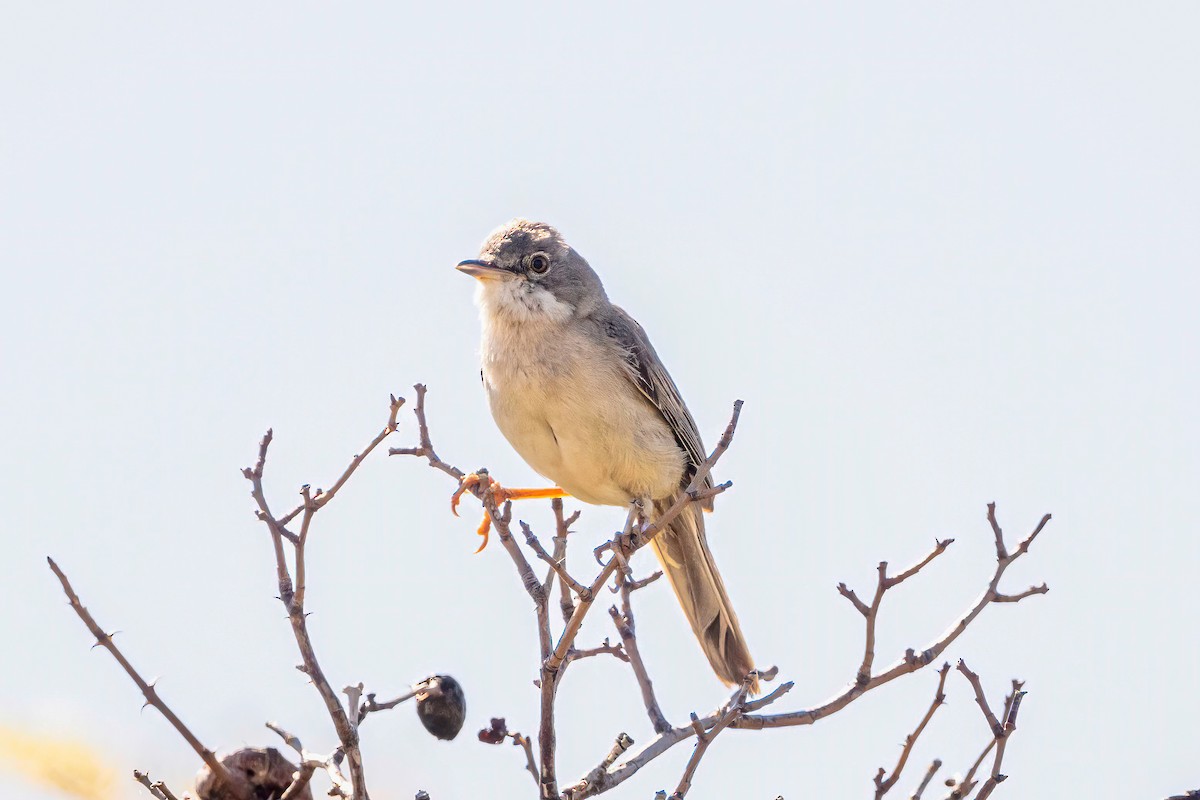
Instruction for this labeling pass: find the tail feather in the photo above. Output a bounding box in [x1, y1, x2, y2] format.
[650, 499, 757, 692]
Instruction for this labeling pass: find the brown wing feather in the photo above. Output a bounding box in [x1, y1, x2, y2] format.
[601, 307, 714, 498]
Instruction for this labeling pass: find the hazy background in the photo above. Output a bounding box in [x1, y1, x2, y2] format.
[3, 4, 1197, 798]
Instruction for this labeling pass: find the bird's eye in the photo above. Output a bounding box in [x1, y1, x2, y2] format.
[528, 253, 551, 274]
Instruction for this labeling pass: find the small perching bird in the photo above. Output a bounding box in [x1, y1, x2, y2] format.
[456, 219, 756, 689]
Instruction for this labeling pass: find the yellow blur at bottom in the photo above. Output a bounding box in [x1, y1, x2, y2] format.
[0, 725, 116, 800]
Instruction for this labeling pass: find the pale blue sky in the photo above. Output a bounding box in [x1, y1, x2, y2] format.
[3, 3, 1197, 799]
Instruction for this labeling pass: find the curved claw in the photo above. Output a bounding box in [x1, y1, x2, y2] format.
[450, 472, 488, 517]
[450, 474, 567, 553]
[473, 516, 492, 554]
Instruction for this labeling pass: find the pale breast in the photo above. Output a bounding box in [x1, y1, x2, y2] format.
[481, 318, 685, 506]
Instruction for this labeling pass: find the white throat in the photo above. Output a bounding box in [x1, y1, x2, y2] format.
[475, 279, 575, 328]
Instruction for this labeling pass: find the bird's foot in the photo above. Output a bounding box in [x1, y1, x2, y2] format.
[450, 472, 568, 553]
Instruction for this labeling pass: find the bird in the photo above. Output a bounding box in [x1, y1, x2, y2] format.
[455, 218, 756, 689]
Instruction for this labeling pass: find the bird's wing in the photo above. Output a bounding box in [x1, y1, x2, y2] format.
[601, 306, 713, 492]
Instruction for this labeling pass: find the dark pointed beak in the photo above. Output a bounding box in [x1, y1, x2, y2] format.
[456, 259, 514, 281]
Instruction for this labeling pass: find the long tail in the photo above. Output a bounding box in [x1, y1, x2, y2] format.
[650, 498, 757, 692]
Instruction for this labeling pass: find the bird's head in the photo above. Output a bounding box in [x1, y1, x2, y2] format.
[457, 219, 607, 325]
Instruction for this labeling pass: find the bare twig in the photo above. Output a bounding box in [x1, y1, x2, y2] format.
[133, 771, 179, 800]
[956, 660, 1001, 736]
[563, 680, 794, 799]
[946, 671, 1027, 800]
[568, 734, 635, 798]
[609, 568, 671, 734]
[735, 509, 1049, 732]
[550, 499, 581, 624]
[841, 539, 955, 686]
[909, 760, 942, 800]
[874, 663, 950, 798]
[358, 677, 436, 720]
[281, 763, 317, 800]
[521, 520, 589, 597]
[993, 584, 1049, 603]
[266, 722, 351, 799]
[387, 384, 466, 481]
[669, 681, 752, 798]
[48, 559, 246, 799]
[567, 506, 1048, 798]
[973, 684, 1027, 799]
[243, 394, 406, 800]
[565, 640, 629, 664]
[511, 732, 540, 785]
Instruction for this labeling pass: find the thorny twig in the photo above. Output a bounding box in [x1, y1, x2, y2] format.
[243, 393, 407, 800]
[47, 559, 247, 800]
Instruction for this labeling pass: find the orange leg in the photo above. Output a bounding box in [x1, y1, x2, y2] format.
[450, 473, 569, 552]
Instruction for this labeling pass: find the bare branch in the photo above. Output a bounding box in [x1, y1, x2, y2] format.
[564, 679, 793, 798]
[609, 567, 671, 734]
[909, 760, 942, 800]
[735, 506, 1050, 732]
[511, 732, 540, 786]
[687, 480, 733, 504]
[360, 686, 421, 717]
[521, 520, 588, 598]
[133, 771, 179, 800]
[874, 663, 950, 798]
[992, 584, 1049, 603]
[48, 558, 245, 799]
[886, 539, 955, 588]
[986, 503, 1007, 560]
[569, 733, 635, 798]
[956, 660, 1002, 736]
[1014, 514, 1052, 557]
[840, 536, 956, 686]
[551, 499, 581, 624]
[838, 582, 871, 617]
[946, 673, 1027, 800]
[973, 685, 1028, 799]
[566, 640, 629, 664]
[244, 395, 409, 800]
[266, 722, 350, 799]
[281, 763, 317, 800]
[668, 682, 752, 798]
[387, 384, 466, 481]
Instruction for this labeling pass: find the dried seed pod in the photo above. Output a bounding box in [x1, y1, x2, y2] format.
[194, 747, 312, 800]
[415, 675, 466, 741]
